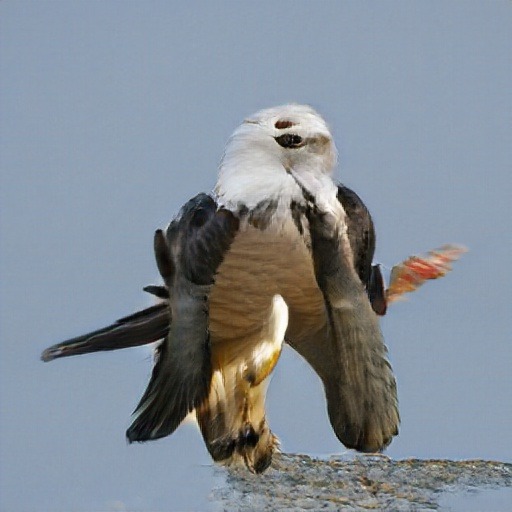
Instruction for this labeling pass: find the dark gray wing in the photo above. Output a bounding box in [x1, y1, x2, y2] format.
[337, 185, 387, 315]
[41, 302, 169, 362]
[287, 184, 399, 453]
[126, 194, 239, 443]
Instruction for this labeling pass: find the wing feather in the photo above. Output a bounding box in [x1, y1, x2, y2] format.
[126, 194, 239, 442]
[40, 303, 169, 362]
[287, 184, 399, 452]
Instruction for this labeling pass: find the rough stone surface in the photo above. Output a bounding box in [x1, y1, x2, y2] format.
[212, 453, 511, 511]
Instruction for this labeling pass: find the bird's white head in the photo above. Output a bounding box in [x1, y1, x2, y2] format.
[215, 104, 338, 210]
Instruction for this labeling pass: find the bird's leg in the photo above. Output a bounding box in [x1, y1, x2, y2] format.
[235, 374, 277, 474]
[234, 295, 288, 472]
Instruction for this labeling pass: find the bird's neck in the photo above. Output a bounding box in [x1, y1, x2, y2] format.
[215, 148, 303, 211]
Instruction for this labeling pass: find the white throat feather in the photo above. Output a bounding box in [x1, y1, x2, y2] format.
[214, 104, 339, 212]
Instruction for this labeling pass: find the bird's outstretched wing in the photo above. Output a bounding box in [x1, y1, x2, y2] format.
[40, 302, 169, 362]
[126, 194, 239, 443]
[41, 194, 240, 444]
[286, 185, 399, 453]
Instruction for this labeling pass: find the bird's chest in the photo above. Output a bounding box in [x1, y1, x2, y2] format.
[208, 214, 326, 345]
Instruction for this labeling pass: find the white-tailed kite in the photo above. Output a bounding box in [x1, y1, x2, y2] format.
[42, 105, 400, 473]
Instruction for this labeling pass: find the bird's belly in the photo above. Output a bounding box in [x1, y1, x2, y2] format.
[209, 220, 326, 350]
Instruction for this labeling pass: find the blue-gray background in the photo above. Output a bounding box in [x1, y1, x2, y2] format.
[1, 2, 510, 511]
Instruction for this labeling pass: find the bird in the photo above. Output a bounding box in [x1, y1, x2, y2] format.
[41, 104, 399, 473]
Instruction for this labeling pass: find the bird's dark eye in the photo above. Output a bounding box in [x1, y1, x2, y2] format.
[274, 133, 304, 148]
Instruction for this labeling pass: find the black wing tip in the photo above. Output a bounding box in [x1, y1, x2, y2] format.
[125, 429, 137, 444]
[125, 415, 182, 444]
[126, 423, 156, 444]
[126, 427, 151, 444]
[40, 347, 59, 362]
[125, 423, 148, 444]
[41, 343, 73, 362]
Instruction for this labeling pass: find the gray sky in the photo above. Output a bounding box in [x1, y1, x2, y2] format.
[1, 1, 511, 511]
